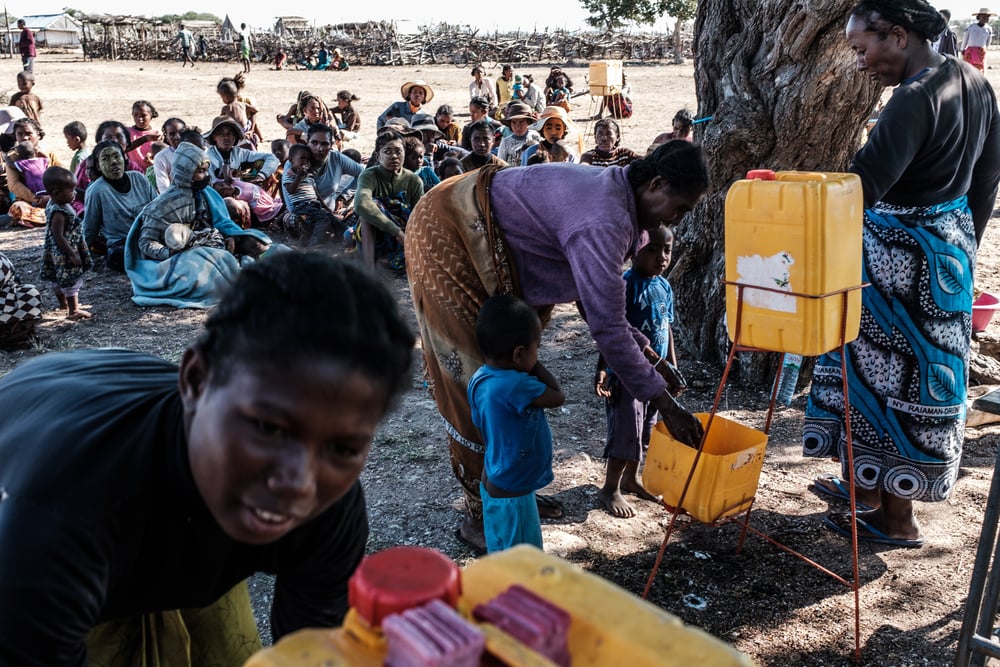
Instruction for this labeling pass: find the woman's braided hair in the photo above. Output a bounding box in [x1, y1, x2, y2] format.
[627, 140, 708, 196]
[850, 0, 948, 42]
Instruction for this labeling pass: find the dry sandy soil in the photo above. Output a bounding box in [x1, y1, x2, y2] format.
[3, 50, 1000, 666]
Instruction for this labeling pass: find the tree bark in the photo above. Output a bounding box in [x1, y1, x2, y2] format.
[673, 0, 881, 382]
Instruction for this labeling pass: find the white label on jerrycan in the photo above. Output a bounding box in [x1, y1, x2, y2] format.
[735, 251, 796, 312]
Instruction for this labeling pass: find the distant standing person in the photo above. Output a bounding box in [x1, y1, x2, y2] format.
[935, 9, 959, 56]
[171, 23, 195, 67]
[962, 8, 995, 72]
[17, 19, 34, 73]
[238, 23, 253, 73]
[197, 33, 208, 59]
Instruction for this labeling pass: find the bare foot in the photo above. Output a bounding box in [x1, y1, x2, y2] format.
[621, 475, 663, 503]
[66, 309, 92, 320]
[55, 297, 68, 310]
[597, 487, 635, 518]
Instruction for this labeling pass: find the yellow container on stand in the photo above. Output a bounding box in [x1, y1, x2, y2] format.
[588, 60, 623, 96]
[643, 414, 768, 523]
[724, 170, 863, 355]
[244, 546, 753, 666]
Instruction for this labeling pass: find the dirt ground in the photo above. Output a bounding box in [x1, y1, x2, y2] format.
[3, 51, 1000, 666]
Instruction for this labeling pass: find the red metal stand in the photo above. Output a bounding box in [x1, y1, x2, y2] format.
[642, 281, 868, 663]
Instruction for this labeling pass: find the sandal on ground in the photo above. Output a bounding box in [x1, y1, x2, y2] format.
[822, 512, 924, 549]
[535, 493, 564, 519]
[810, 474, 875, 512]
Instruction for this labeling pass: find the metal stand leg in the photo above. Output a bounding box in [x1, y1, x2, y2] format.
[955, 438, 1000, 665]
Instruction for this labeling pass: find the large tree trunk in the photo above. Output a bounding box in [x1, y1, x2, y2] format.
[672, 0, 881, 382]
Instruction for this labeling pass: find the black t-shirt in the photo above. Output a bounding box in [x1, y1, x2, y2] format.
[0, 349, 368, 667]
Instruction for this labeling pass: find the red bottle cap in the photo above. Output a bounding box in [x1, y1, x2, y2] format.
[745, 169, 776, 180]
[348, 546, 462, 626]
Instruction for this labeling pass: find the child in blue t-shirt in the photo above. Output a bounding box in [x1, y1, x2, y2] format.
[595, 226, 680, 519]
[468, 295, 566, 553]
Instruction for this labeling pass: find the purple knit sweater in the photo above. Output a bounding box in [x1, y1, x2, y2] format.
[490, 163, 667, 402]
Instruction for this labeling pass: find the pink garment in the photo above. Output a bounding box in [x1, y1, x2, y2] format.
[224, 179, 283, 222]
[127, 127, 159, 168]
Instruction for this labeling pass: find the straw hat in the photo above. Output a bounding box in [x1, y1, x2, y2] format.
[203, 116, 244, 143]
[400, 80, 434, 103]
[531, 105, 575, 132]
[501, 102, 537, 126]
[974, 7, 997, 15]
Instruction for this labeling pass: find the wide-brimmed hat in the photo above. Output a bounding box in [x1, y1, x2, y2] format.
[203, 115, 244, 142]
[401, 80, 434, 102]
[974, 7, 997, 15]
[501, 102, 537, 126]
[382, 117, 422, 138]
[410, 113, 443, 137]
[531, 106, 575, 132]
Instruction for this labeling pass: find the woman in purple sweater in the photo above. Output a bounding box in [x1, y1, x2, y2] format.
[405, 141, 708, 551]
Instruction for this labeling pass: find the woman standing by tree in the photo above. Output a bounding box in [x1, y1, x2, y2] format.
[806, 0, 1000, 548]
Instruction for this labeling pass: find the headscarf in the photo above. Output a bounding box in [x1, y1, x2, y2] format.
[139, 142, 212, 229]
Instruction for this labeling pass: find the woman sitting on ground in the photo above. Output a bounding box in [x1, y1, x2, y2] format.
[126, 141, 273, 308]
[352, 129, 424, 272]
[580, 118, 640, 167]
[83, 140, 157, 272]
[4, 117, 62, 227]
[377, 80, 433, 130]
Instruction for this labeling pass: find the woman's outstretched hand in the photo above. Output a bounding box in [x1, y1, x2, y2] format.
[652, 391, 704, 447]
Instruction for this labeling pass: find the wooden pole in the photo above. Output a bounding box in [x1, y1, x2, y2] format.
[4, 6, 11, 59]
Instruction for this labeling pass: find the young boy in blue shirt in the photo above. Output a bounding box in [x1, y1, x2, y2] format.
[596, 226, 680, 518]
[468, 295, 566, 553]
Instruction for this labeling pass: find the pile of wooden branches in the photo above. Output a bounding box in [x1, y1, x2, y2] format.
[74, 19, 691, 66]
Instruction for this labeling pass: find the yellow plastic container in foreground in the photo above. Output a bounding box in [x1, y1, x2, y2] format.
[724, 170, 863, 355]
[643, 413, 768, 523]
[244, 545, 753, 667]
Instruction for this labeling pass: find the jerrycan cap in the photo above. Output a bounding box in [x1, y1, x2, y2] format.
[745, 169, 776, 180]
[348, 546, 462, 626]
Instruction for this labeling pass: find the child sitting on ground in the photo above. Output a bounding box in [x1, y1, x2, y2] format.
[468, 295, 566, 553]
[127, 100, 160, 168]
[145, 141, 168, 191]
[213, 175, 283, 229]
[10, 71, 41, 121]
[264, 139, 289, 201]
[403, 136, 440, 192]
[436, 156, 464, 181]
[40, 166, 92, 320]
[460, 120, 508, 172]
[496, 103, 539, 165]
[13, 140, 49, 197]
[63, 121, 89, 174]
[282, 143, 342, 245]
[217, 74, 262, 148]
[595, 226, 683, 518]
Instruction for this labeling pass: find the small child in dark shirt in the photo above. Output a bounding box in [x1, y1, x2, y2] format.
[10, 71, 41, 121]
[468, 295, 565, 553]
[595, 226, 682, 518]
[282, 143, 342, 245]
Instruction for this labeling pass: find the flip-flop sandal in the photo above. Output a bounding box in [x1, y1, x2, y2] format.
[822, 513, 925, 549]
[535, 493, 564, 519]
[810, 475, 875, 512]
